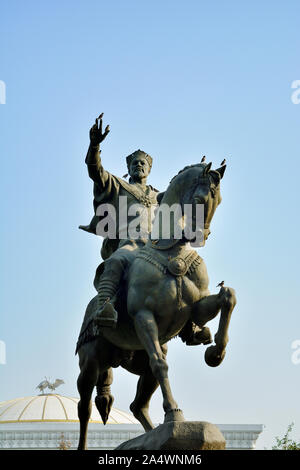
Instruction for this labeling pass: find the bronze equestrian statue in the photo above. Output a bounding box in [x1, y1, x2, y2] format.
[76, 114, 237, 450]
[79, 113, 208, 344]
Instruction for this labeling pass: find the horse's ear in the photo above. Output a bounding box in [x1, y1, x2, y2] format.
[215, 165, 226, 179]
[204, 162, 212, 174]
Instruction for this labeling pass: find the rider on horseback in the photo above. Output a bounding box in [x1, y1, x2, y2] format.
[79, 114, 210, 346]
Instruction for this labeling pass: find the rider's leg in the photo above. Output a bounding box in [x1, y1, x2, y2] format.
[94, 245, 135, 327]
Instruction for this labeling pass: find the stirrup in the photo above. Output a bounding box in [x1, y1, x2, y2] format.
[94, 302, 118, 328]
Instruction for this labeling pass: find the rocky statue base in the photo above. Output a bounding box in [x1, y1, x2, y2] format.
[115, 421, 226, 450]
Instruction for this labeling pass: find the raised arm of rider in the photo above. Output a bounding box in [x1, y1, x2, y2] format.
[85, 115, 110, 188]
[85, 143, 109, 187]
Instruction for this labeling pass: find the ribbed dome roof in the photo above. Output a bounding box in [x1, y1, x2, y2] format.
[0, 395, 139, 424]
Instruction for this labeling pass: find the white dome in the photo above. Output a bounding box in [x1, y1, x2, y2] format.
[0, 394, 139, 425]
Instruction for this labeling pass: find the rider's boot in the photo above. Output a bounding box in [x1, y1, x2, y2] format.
[94, 278, 119, 328]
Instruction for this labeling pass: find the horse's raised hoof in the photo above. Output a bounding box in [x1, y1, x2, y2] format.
[204, 345, 226, 367]
[186, 326, 212, 346]
[164, 408, 185, 423]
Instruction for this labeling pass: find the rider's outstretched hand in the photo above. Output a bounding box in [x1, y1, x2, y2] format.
[89, 113, 110, 146]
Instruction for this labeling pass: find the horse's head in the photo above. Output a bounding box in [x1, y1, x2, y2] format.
[163, 161, 226, 246]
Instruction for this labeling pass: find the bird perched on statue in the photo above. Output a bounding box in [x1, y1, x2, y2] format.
[201, 156, 206, 162]
[220, 158, 226, 166]
[216, 281, 224, 288]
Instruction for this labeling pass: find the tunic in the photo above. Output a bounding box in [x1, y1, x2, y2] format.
[79, 144, 159, 259]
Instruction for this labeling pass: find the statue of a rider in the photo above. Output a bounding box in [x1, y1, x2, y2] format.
[79, 113, 211, 346]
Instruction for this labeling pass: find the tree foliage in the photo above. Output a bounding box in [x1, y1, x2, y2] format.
[272, 423, 300, 450]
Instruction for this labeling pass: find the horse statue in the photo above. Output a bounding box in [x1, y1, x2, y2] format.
[76, 161, 237, 450]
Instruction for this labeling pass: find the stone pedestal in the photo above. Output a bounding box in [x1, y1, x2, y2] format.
[115, 421, 226, 450]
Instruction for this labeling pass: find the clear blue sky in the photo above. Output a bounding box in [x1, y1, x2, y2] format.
[1, 0, 300, 449]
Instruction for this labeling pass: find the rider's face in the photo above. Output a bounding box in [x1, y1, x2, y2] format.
[129, 157, 150, 181]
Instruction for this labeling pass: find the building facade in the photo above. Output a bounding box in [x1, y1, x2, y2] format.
[0, 394, 263, 450]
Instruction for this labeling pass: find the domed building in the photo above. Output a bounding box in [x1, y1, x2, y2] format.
[0, 394, 263, 450]
[0, 394, 143, 450]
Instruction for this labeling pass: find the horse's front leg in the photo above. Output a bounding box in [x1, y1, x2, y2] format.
[192, 286, 236, 367]
[132, 309, 184, 423]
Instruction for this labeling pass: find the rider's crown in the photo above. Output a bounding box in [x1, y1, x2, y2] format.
[126, 149, 153, 170]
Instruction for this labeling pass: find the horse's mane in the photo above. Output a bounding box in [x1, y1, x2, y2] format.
[169, 163, 221, 185]
[169, 163, 204, 184]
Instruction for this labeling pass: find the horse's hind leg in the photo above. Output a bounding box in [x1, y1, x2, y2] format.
[129, 347, 169, 432]
[77, 348, 99, 450]
[95, 368, 114, 425]
[130, 370, 158, 431]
